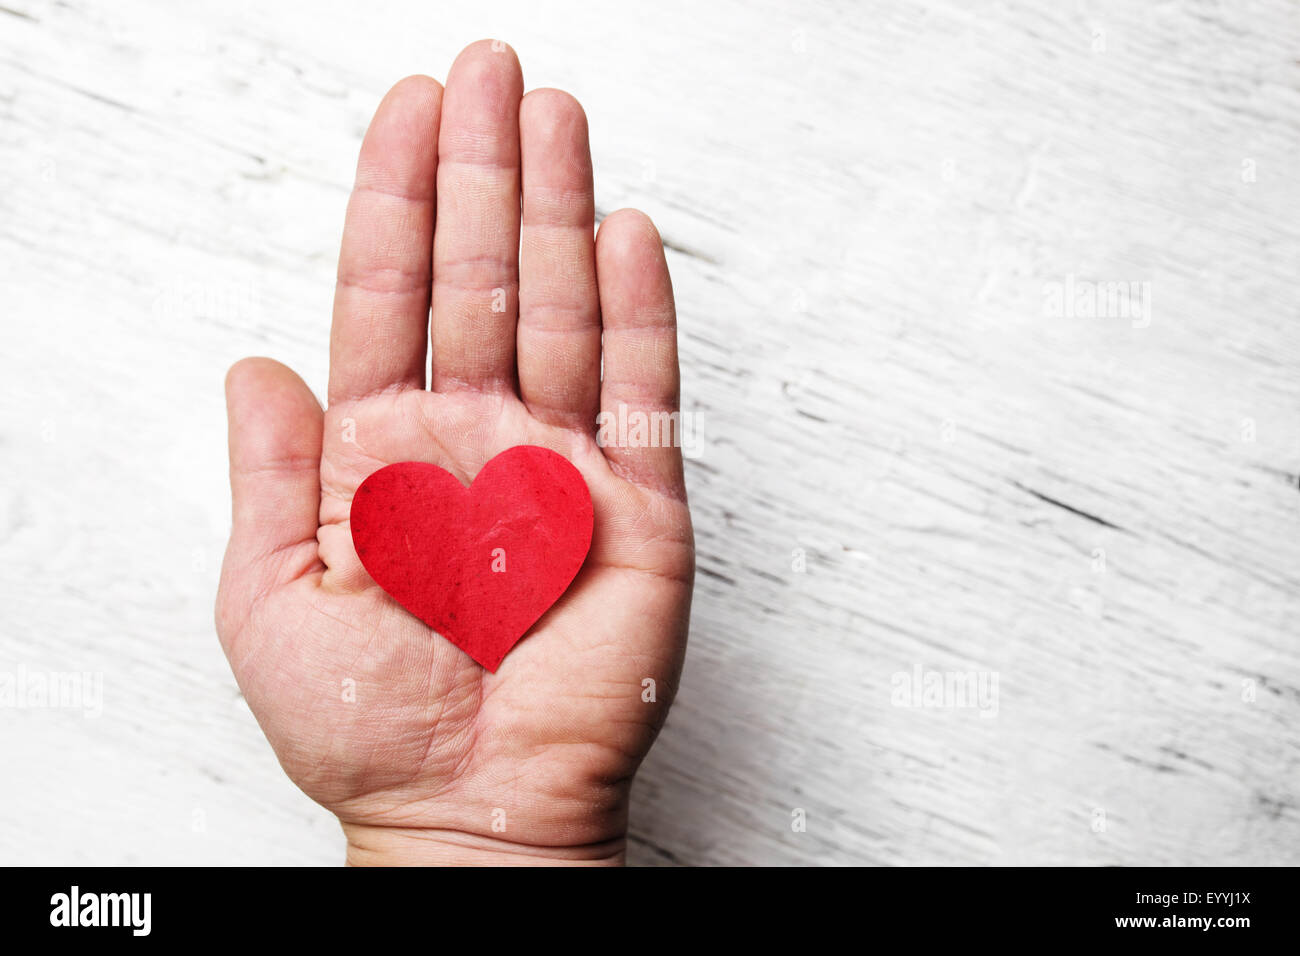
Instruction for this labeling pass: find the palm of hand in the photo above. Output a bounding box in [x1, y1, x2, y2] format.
[216, 43, 693, 863]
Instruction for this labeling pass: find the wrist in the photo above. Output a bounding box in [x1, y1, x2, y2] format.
[341, 821, 627, 866]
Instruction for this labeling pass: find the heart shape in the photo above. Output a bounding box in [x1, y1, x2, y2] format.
[349, 446, 594, 672]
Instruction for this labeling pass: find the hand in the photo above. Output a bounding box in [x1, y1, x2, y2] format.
[215, 41, 693, 866]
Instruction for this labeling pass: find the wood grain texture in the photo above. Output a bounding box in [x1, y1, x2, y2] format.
[1, 0, 1297, 865]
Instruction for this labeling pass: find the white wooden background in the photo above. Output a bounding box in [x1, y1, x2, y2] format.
[1, 0, 1297, 866]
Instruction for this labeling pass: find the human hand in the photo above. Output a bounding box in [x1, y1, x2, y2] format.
[215, 40, 693, 865]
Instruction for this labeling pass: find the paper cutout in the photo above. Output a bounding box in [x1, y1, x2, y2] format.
[349, 446, 594, 672]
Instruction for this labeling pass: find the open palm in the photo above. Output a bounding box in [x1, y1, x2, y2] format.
[216, 42, 693, 865]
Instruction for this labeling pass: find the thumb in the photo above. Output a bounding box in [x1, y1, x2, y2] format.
[217, 357, 324, 644]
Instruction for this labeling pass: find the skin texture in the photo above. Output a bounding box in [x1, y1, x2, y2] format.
[215, 41, 693, 866]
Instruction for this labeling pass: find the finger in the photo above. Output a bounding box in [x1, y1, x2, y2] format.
[595, 210, 686, 498]
[517, 89, 601, 429]
[329, 75, 442, 405]
[218, 358, 324, 637]
[430, 40, 523, 393]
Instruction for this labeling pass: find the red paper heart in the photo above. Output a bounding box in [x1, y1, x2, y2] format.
[349, 446, 594, 672]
